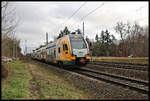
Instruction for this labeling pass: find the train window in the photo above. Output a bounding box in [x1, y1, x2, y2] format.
[54, 48, 56, 57]
[64, 44, 68, 50]
[58, 47, 60, 53]
[70, 37, 87, 49]
[63, 44, 68, 50]
[63, 45, 65, 51]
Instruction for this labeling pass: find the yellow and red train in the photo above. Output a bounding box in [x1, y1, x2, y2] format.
[31, 34, 90, 67]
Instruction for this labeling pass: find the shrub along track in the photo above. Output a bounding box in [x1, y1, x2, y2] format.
[33, 60, 148, 100]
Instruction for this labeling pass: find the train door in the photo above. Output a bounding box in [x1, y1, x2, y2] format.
[56, 44, 62, 60]
[46, 48, 49, 62]
[54, 48, 56, 58]
[54, 48, 56, 63]
[63, 43, 69, 59]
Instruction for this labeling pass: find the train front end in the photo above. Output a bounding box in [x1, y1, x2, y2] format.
[69, 34, 90, 66]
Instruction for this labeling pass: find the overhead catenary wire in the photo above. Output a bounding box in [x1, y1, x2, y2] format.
[61, 2, 87, 26]
[64, 2, 107, 30]
[52, 2, 87, 33]
[81, 3, 147, 40]
[70, 3, 105, 33]
[114, 4, 148, 21]
[135, 4, 147, 12]
[135, 4, 147, 21]
[95, 4, 148, 32]
[81, 3, 105, 21]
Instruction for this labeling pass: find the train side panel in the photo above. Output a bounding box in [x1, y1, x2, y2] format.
[56, 36, 76, 65]
[45, 42, 56, 63]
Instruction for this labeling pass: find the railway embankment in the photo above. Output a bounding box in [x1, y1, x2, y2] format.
[32, 60, 149, 100]
[2, 60, 92, 100]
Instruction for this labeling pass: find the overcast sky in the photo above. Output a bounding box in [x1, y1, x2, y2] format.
[8, 1, 148, 54]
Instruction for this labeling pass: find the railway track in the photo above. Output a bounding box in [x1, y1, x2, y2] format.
[90, 61, 148, 66]
[86, 64, 148, 81]
[33, 60, 149, 94]
[89, 61, 148, 71]
[70, 68, 149, 94]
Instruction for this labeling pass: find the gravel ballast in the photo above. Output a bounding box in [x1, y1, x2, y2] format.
[36, 61, 149, 100]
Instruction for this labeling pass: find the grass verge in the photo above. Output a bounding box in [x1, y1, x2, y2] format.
[2, 61, 30, 99]
[2, 60, 93, 100]
[27, 61, 92, 99]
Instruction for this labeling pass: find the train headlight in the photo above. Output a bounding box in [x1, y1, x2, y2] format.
[86, 55, 90, 60]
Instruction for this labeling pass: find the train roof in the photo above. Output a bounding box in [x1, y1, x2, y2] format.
[32, 34, 83, 51]
[58, 34, 83, 40]
[46, 41, 56, 49]
[68, 34, 83, 37]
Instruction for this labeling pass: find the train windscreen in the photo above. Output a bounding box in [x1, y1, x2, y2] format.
[70, 37, 87, 49]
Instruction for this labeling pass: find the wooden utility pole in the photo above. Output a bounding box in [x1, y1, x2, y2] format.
[16, 43, 17, 58]
[13, 42, 15, 58]
[13, 32, 15, 58]
[25, 40, 27, 55]
[83, 22, 84, 38]
[46, 32, 48, 45]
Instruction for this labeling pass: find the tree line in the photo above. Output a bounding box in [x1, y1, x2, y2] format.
[88, 21, 148, 57]
[54, 21, 148, 57]
[114, 21, 148, 57]
[56, 26, 82, 39]
[2, 2, 23, 59]
[91, 29, 117, 56]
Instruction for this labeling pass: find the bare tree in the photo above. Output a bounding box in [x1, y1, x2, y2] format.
[114, 21, 127, 44]
[124, 22, 132, 56]
[115, 21, 148, 57]
[2, 2, 18, 39]
[1, 2, 19, 57]
[129, 22, 142, 56]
